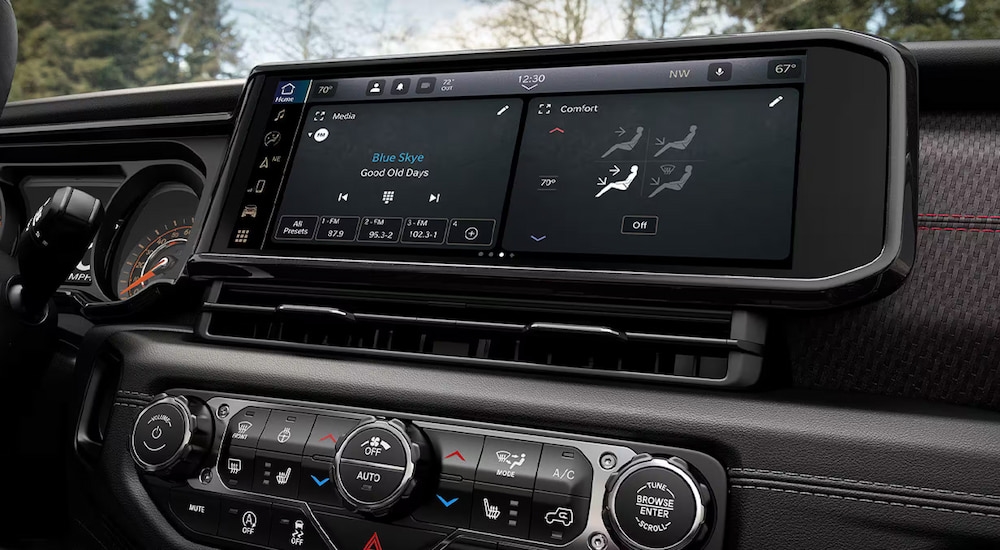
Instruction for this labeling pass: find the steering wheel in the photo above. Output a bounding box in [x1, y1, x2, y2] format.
[0, 0, 14, 113]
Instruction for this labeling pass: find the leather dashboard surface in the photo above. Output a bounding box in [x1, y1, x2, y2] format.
[787, 112, 1000, 411]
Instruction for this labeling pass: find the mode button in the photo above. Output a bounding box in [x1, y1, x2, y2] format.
[475, 437, 541, 489]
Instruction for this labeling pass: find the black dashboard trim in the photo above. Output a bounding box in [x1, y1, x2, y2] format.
[189, 29, 916, 310]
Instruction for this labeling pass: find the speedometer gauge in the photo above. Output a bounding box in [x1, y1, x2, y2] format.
[105, 181, 200, 300]
[116, 218, 192, 299]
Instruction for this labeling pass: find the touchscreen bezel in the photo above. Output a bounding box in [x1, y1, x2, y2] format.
[193, 30, 917, 308]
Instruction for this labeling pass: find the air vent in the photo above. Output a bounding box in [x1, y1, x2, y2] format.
[198, 283, 766, 387]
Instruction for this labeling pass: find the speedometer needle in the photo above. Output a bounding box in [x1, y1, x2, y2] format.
[119, 257, 169, 296]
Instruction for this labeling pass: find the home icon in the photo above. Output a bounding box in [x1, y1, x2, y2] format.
[279, 83, 296, 96]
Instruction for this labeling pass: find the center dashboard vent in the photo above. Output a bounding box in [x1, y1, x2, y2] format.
[198, 282, 767, 387]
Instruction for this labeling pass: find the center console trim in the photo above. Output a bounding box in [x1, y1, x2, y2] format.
[153, 390, 726, 550]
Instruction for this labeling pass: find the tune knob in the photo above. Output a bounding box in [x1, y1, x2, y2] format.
[333, 418, 428, 516]
[129, 394, 214, 478]
[604, 454, 708, 550]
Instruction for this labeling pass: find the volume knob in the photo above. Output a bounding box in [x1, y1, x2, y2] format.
[130, 394, 214, 478]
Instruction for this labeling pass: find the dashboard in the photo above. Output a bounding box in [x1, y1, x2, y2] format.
[0, 141, 223, 305]
[8, 27, 1000, 550]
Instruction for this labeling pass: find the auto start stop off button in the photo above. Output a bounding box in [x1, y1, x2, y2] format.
[605, 456, 706, 550]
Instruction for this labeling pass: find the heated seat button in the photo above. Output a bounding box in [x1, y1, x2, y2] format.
[412, 479, 473, 528]
[424, 429, 484, 480]
[219, 444, 255, 491]
[227, 407, 271, 448]
[270, 506, 324, 550]
[470, 485, 532, 538]
[338, 462, 405, 504]
[303, 415, 360, 458]
[340, 426, 407, 467]
[168, 489, 219, 535]
[299, 457, 342, 507]
[476, 438, 541, 489]
[529, 491, 588, 544]
[316, 513, 446, 550]
[535, 444, 593, 497]
[219, 498, 271, 545]
[253, 451, 302, 499]
[258, 411, 316, 454]
[132, 401, 186, 468]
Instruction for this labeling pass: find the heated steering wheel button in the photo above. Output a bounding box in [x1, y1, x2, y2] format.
[258, 411, 316, 454]
[339, 462, 405, 504]
[133, 402, 186, 468]
[341, 427, 407, 467]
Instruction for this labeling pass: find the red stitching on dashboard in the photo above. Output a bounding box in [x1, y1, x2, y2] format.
[919, 214, 1000, 220]
[919, 226, 1000, 233]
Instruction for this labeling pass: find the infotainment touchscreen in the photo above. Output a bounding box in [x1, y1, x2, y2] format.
[203, 33, 916, 306]
[270, 85, 800, 261]
[246, 56, 805, 264]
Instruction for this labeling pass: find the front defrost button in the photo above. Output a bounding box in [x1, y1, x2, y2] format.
[227, 407, 271, 448]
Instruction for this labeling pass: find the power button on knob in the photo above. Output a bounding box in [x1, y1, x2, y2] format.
[605, 455, 707, 550]
[130, 394, 214, 477]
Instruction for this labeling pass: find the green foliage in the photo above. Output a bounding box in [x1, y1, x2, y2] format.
[7, 0, 1000, 101]
[10, 0, 242, 101]
[136, 0, 242, 86]
[11, 0, 141, 100]
[706, 0, 1000, 39]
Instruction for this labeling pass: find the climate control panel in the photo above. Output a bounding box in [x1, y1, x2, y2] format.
[130, 392, 726, 550]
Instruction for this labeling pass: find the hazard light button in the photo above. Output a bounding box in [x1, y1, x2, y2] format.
[315, 514, 446, 550]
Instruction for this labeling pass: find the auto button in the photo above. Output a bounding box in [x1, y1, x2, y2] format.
[338, 462, 406, 504]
